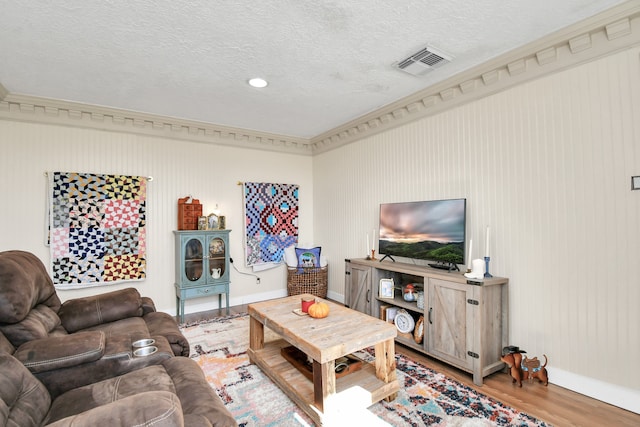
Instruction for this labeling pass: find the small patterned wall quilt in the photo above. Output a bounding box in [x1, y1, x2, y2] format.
[243, 182, 298, 267]
[48, 172, 147, 289]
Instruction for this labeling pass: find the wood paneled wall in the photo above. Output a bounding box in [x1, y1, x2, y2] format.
[313, 47, 640, 410]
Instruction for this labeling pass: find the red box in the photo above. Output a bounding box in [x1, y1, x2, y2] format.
[177, 197, 202, 230]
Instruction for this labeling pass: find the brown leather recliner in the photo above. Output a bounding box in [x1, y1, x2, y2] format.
[0, 250, 190, 397]
[0, 331, 237, 426]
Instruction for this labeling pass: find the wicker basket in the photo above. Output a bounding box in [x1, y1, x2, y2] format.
[287, 266, 328, 298]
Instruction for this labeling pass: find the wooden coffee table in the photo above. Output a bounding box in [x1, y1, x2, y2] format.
[247, 294, 399, 426]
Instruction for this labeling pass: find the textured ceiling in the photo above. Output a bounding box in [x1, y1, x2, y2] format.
[0, 0, 628, 139]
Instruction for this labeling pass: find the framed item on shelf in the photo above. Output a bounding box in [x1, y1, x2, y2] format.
[197, 216, 207, 230]
[379, 278, 394, 299]
[207, 213, 219, 230]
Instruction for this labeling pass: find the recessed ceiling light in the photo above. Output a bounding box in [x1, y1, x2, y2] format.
[248, 78, 268, 88]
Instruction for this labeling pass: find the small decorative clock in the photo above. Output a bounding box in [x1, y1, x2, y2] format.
[394, 309, 415, 334]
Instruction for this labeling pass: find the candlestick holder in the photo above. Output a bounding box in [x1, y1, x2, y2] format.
[369, 249, 377, 261]
[484, 256, 493, 278]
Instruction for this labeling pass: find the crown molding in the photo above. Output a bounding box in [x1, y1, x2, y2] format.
[1, 2, 639, 156]
[311, 1, 640, 154]
[0, 93, 313, 155]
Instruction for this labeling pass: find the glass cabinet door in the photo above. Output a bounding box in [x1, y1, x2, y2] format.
[208, 237, 226, 279]
[184, 238, 203, 282]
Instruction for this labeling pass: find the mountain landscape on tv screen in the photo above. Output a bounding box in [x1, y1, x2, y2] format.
[379, 239, 464, 264]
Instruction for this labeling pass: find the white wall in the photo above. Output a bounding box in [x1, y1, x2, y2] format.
[0, 122, 314, 313]
[313, 47, 640, 412]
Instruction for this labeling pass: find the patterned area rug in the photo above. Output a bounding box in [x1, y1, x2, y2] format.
[181, 314, 551, 427]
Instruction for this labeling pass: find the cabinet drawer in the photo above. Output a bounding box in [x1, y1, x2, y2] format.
[179, 283, 227, 299]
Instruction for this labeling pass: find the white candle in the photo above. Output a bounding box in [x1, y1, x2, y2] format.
[366, 234, 369, 255]
[485, 226, 490, 258]
[372, 229, 376, 250]
[467, 239, 473, 269]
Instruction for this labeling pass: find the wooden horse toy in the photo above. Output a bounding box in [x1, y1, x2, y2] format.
[522, 354, 549, 386]
[501, 351, 525, 387]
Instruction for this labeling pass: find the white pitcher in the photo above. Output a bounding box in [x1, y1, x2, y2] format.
[211, 268, 221, 279]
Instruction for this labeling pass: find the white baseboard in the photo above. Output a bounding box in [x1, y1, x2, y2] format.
[548, 366, 639, 414]
[165, 289, 340, 318]
[231, 289, 288, 306]
[327, 290, 344, 304]
[167, 289, 288, 317]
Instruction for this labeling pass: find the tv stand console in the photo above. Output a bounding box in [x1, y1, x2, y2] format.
[344, 258, 508, 386]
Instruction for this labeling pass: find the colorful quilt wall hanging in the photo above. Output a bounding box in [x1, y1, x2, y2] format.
[48, 172, 147, 289]
[243, 182, 299, 267]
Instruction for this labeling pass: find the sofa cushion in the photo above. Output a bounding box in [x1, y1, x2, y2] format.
[141, 296, 156, 314]
[47, 357, 237, 427]
[0, 250, 61, 324]
[47, 391, 184, 427]
[0, 353, 51, 427]
[0, 305, 62, 348]
[13, 331, 105, 374]
[58, 288, 144, 333]
[46, 364, 175, 423]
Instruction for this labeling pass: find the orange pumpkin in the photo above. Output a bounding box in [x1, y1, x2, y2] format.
[308, 301, 329, 318]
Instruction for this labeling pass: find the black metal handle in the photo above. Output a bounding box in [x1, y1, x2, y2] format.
[428, 307, 433, 324]
[366, 289, 370, 303]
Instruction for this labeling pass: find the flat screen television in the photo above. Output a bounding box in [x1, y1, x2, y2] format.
[378, 198, 466, 269]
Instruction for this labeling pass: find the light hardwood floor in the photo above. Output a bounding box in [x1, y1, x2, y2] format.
[180, 304, 639, 427]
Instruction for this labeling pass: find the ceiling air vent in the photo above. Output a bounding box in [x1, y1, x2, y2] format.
[393, 45, 452, 76]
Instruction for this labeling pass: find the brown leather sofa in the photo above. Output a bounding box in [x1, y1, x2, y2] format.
[0, 331, 237, 426]
[0, 250, 237, 426]
[0, 250, 193, 397]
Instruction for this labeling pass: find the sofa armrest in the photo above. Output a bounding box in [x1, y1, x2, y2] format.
[13, 331, 105, 373]
[164, 357, 238, 426]
[144, 311, 190, 356]
[58, 288, 144, 332]
[46, 391, 184, 427]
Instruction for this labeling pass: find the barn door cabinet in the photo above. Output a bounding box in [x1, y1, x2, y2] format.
[344, 258, 508, 386]
[174, 230, 230, 322]
[344, 259, 374, 315]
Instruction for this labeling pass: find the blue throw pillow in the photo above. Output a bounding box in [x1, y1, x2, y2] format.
[295, 247, 321, 269]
